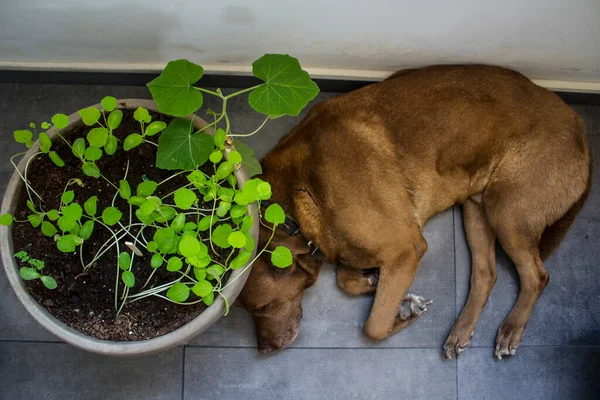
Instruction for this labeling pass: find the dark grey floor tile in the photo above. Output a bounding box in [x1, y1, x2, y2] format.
[454, 108, 600, 348]
[0, 342, 183, 400]
[192, 209, 456, 349]
[184, 347, 456, 400]
[457, 346, 600, 400]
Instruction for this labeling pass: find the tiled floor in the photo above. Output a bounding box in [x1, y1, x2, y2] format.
[0, 82, 599, 400]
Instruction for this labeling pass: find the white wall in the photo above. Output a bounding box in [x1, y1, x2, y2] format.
[1, 0, 599, 88]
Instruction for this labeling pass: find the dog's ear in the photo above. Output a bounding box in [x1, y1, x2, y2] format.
[273, 235, 310, 255]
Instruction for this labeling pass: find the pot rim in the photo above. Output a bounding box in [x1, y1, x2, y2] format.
[0, 98, 257, 356]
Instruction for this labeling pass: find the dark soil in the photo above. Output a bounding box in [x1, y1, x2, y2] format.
[11, 108, 230, 341]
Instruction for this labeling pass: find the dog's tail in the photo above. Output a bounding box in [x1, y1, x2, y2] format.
[538, 156, 593, 261]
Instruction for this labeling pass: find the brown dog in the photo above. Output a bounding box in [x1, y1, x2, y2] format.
[239, 65, 592, 358]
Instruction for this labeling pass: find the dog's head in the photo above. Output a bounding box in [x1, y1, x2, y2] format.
[236, 226, 321, 354]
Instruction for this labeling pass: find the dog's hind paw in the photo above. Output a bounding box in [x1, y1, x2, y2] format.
[398, 293, 432, 321]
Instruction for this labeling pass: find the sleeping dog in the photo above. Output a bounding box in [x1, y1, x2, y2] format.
[236, 65, 592, 358]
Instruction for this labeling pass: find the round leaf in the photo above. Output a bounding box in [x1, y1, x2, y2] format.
[151, 253, 164, 268]
[47, 209, 60, 221]
[228, 231, 246, 249]
[136, 180, 158, 196]
[230, 250, 253, 269]
[84, 196, 97, 216]
[101, 96, 117, 111]
[41, 221, 58, 237]
[62, 203, 82, 221]
[184, 222, 197, 231]
[57, 234, 78, 252]
[207, 265, 225, 280]
[214, 128, 226, 149]
[209, 150, 223, 164]
[202, 292, 215, 306]
[119, 252, 131, 271]
[138, 197, 161, 216]
[230, 205, 247, 219]
[105, 135, 118, 155]
[228, 150, 242, 164]
[198, 215, 218, 232]
[193, 267, 206, 281]
[133, 107, 151, 123]
[0, 213, 13, 226]
[28, 213, 43, 228]
[212, 224, 233, 248]
[216, 201, 231, 217]
[20, 267, 40, 280]
[147, 241, 158, 253]
[179, 235, 202, 258]
[102, 207, 122, 226]
[107, 109, 123, 130]
[119, 180, 132, 200]
[153, 227, 176, 254]
[128, 195, 146, 206]
[40, 276, 58, 289]
[257, 182, 272, 200]
[13, 130, 32, 144]
[123, 133, 143, 151]
[167, 257, 183, 272]
[271, 246, 293, 268]
[147, 59, 204, 116]
[52, 113, 69, 129]
[39, 132, 52, 153]
[264, 203, 285, 225]
[121, 270, 135, 288]
[166, 282, 190, 302]
[215, 161, 233, 180]
[84, 146, 103, 161]
[174, 187, 197, 210]
[82, 162, 100, 178]
[49, 151, 65, 167]
[61, 190, 74, 205]
[79, 220, 95, 240]
[191, 280, 212, 297]
[87, 127, 108, 148]
[171, 213, 186, 233]
[72, 138, 86, 159]
[78, 107, 101, 126]
[145, 121, 167, 136]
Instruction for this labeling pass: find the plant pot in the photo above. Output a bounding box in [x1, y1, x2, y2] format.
[0, 99, 258, 356]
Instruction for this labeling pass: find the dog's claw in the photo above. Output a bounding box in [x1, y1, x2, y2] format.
[398, 293, 432, 321]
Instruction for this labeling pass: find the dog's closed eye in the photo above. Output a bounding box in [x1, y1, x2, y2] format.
[253, 304, 269, 315]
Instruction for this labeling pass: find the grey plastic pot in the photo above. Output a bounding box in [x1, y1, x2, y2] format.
[0, 99, 257, 356]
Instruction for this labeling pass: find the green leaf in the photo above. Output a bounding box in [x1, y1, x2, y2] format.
[49, 151, 65, 167]
[57, 216, 76, 232]
[70, 223, 81, 236]
[62, 203, 82, 221]
[151, 253, 164, 268]
[82, 162, 100, 178]
[216, 201, 231, 217]
[40, 276, 58, 289]
[228, 231, 246, 248]
[133, 107, 151, 123]
[147, 241, 158, 252]
[166, 282, 190, 302]
[171, 213, 186, 233]
[14, 130, 33, 144]
[57, 234, 78, 252]
[193, 267, 207, 281]
[173, 187, 197, 210]
[209, 150, 223, 164]
[122, 270, 135, 287]
[128, 195, 146, 206]
[145, 121, 167, 136]
[72, 138, 86, 158]
[218, 187, 235, 202]
[155, 206, 176, 223]
[107, 109, 123, 130]
[234, 140, 262, 177]
[207, 264, 225, 280]
[87, 127, 108, 148]
[256, 182, 272, 200]
[118, 252, 131, 270]
[214, 128, 226, 149]
[184, 222, 197, 231]
[156, 118, 213, 170]
[215, 161, 233, 180]
[101, 96, 117, 112]
[212, 224, 233, 248]
[28, 213, 42, 228]
[244, 232, 255, 251]
[78, 107, 101, 126]
[84, 196, 97, 216]
[20, 267, 40, 280]
[102, 207, 122, 226]
[136, 180, 158, 197]
[228, 150, 242, 164]
[47, 209, 60, 221]
[27, 200, 37, 213]
[198, 215, 218, 231]
[119, 180, 132, 200]
[265, 203, 285, 225]
[187, 255, 211, 269]
[153, 227, 176, 254]
[52, 113, 69, 129]
[202, 292, 214, 306]
[41, 122, 50, 129]
[191, 280, 212, 297]
[147, 59, 204, 116]
[139, 196, 161, 216]
[187, 170, 206, 188]
[230, 249, 253, 269]
[0, 213, 14, 226]
[179, 235, 205, 258]
[167, 257, 183, 271]
[39, 132, 52, 153]
[105, 135, 118, 155]
[123, 133, 143, 151]
[41, 221, 57, 237]
[79, 220, 94, 240]
[271, 246, 293, 268]
[84, 146, 103, 161]
[230, 205, 247, 219]
[61, 190, 74, 205]
[249, 54, 319, 117]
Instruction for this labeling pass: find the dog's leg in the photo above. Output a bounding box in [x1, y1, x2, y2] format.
[363, 234, 428, 340]
[444, 199, 497, 359]
[336, 265, 379, 296]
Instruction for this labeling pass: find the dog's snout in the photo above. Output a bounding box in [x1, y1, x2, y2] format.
[257, 337, 276, 354]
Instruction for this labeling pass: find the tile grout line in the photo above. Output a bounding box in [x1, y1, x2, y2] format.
[181, 346, 186, 400]
[452, 207, 459, 400]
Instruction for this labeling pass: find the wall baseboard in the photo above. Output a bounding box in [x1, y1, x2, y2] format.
[2, 61, 600, 94]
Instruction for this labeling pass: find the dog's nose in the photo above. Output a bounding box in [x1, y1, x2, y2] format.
[257, 338, 275, 354]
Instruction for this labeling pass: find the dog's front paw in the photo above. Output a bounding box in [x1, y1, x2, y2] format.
[398, 293, 432, 321]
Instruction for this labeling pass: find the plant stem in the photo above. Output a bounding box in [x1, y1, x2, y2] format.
[195, 87, 221, 97]
[229, 115, 270, 137]
[224, 85, 261, 99]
